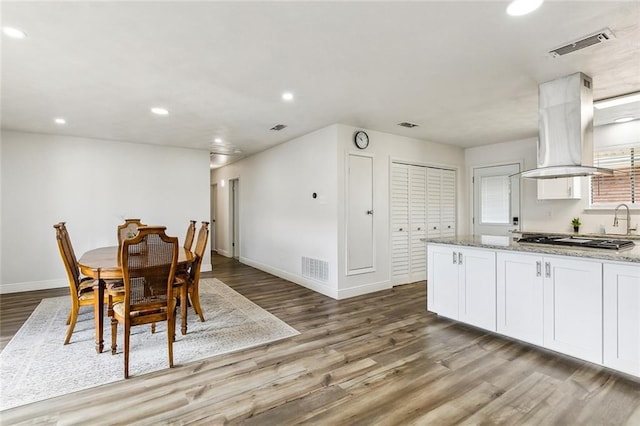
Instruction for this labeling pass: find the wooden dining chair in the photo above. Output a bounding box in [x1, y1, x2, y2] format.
[117, 218, 147, 248]
[54, 222, 123, 345]
[176, 221, 210, 334]
[110, 226, 179, 379]
[183, 220, 197, 251]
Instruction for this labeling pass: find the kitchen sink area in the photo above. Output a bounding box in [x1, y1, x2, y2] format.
[517, 235, 636, 251]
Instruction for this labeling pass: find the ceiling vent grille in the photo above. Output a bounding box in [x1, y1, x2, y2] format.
[398, 122, 419, 128]
[270, 124, 287, 131]
[548, 28, 615, 57]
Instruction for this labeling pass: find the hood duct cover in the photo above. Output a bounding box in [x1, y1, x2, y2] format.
[520, 72, 614, 179]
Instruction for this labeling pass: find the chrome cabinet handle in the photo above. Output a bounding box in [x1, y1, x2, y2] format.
[453, 251, 457, 264]
[536, 261, 541, 277]
[458, 252, 463, 264]
[545, 262, 551, 278]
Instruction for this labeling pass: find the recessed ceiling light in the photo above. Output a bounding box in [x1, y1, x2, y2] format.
[614, 117, 635, 123]
[54, 118, 66, 125]
[214, 137, 223, 143]
[281, 92, 294, 101]
[506, 0, 544, 16]
[151, 107, 169, 115]
[3, 27, 27, 39]
[594, 93, 640, 109]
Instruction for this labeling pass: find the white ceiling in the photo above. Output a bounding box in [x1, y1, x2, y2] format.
[2, 1, 639, 167]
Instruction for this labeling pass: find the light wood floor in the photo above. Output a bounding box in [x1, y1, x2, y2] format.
[1, 254, 639, 425]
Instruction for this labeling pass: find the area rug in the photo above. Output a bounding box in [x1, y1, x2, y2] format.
[0, 278, 299, 411]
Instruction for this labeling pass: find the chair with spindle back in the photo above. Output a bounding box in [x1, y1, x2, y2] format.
[54, 222, 123, 345]
[110, 226, 179, 378]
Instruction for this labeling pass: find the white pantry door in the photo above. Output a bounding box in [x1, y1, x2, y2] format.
[347, 154, 374, 274]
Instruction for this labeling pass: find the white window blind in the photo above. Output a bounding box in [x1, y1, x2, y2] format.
[481, 175, 510, 224]
[591, 147, 638, 206]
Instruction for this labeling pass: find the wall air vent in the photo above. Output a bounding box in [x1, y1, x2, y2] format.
[548, 28, 615, 58]
[270, 124, 287, 131]
[398, 122, 419, 128]
[302, 256, 328, 282]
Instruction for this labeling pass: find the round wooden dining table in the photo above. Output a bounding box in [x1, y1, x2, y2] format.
[78, 246, 195, 354]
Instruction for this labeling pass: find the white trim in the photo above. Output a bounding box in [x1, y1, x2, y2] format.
[337, 279, 391, 299]
[240, 256, 339, 299]
[0, 278, 67, 294]
[201, 264, 212, 273]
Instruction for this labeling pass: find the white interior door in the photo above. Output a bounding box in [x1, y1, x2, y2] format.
[347, 154, 374, 273]
[473, 164, 520, 236]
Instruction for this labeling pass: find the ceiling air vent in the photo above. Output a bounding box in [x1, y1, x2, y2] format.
[270, 124, 287, 131]
[398, 122, 419, 128]
[548, 28, 615, 58]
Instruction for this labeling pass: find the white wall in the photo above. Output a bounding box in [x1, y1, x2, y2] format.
[210, 125, 340, 298]
[211, 123, 465, 299]
[465, 120, 640, 235]
[0, 130, 211, 294]
[335, 124, 465, 298]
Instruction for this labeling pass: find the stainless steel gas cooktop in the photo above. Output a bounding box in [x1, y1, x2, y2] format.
[517, 235, 635, 251]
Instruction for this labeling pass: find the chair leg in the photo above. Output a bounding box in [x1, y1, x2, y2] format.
[124, 323, 130, 379]
[190, 284, 205, 322]
[65, 310, 72, 325]
[111, 317, 118, 355]
[168, 314, 175, 369]
[107, 295, 114, 318]
[180, 284, 188, 335]
[64, 305, 79, 345]
[151, 323, 156, 334]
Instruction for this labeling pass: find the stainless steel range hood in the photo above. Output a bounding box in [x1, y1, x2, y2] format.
[520, 72, 614, 179]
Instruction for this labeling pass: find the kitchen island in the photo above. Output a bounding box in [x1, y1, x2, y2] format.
[424, 235, 640, 379]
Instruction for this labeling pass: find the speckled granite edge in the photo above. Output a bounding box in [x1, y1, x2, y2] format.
[421, 235, 640, 264]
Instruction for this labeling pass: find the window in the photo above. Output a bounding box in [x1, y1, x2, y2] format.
[590, 147, 639, 206]
[480, 175, 510, 224]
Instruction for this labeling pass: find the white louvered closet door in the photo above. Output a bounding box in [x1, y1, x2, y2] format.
[391, 163, 410, 282]
[440, 169, 456, 237]
[409, 166, 427, 281]
[427, 168, 443, 238]
[427, 167, 456, 238]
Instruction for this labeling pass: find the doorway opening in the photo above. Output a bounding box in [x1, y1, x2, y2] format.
[210, 183, 217, 254]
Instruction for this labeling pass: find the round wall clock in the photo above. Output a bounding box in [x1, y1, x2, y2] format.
[354, 131, 369, 149]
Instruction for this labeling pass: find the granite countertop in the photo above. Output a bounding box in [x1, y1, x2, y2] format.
[421, 235, 640, 264]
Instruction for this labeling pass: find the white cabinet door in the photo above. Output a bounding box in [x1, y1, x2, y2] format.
[409, 166, 427, 282]
[604, 262, 640, 376]
[428, 245, 495, 328]
[496, 252, 544, 346]
[458, 248, 496, 331]
[543, 257, 603, 364]
[537, 177, 581, 200]
[347, 154, 374, 273]
[427, 245, 459, 319]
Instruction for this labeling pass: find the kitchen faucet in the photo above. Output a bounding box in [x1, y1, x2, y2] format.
[612, 203, 637, 235]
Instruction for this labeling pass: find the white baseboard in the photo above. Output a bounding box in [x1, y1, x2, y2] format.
[0, 278, 67, 295]
[239, 256, 339, 299]
[337, 279, 392, 299]
[201, 264, 212, 272]
[216, 249, 233, 258]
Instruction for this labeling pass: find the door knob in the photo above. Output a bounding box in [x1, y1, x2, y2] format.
[366, 210, 374, 215]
